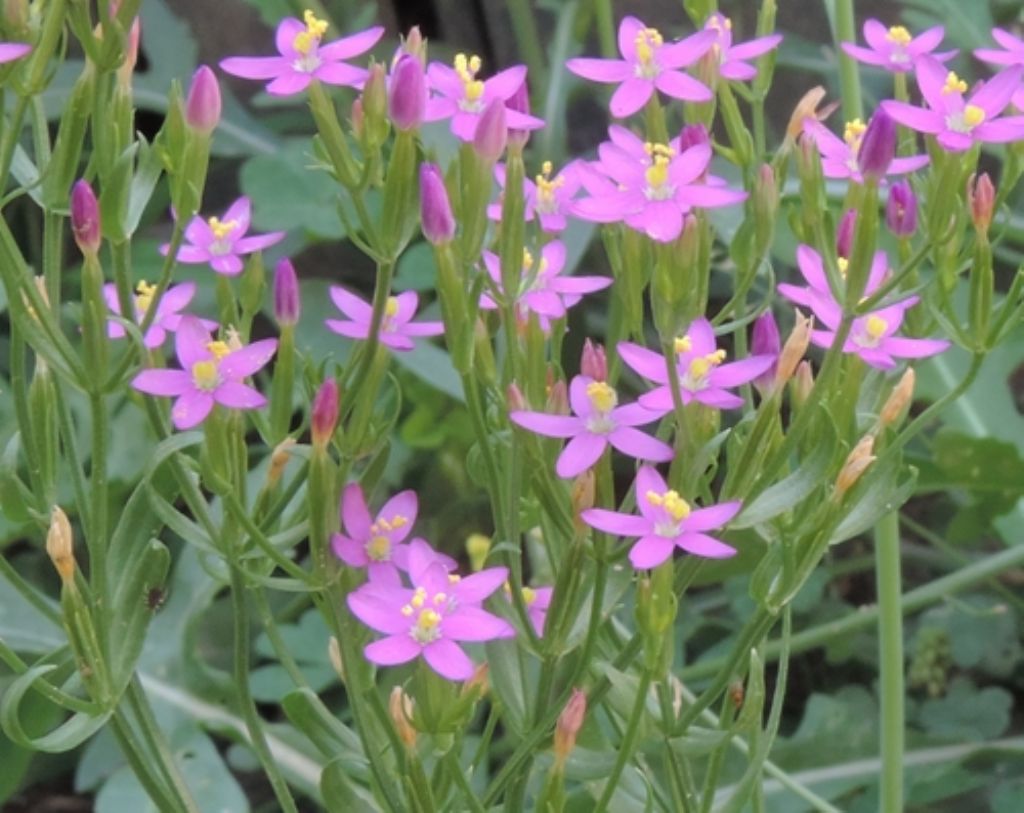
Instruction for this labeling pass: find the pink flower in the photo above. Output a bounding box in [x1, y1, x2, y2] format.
[347, 542, 514, 681]
[841, 20, 955, 73]
[479, 241, 612, 329]
[488, 160, 584, 233]
[618, 319, 774, 415]
[976, 28, 1024, 67]
[102, 281, 215, 349]
[704, 13, 782, 81]
[566, 16, 715, 117]
[778, 244, 890, 312]
[505, 583, 553, 636]
[326, 288, 444, 351]
[509, 375, 673, 479]
[131, 316, 277, 429]
[0, 43, 31, 64]
[581, 466, 741, 568]
[573, 128, 746, 242]
[425, 53, 544, 141]
[882, 57, 1024, 151]
[801, 117, 928, 183]
[163, 197, 286, 277]
[332, 484, 455, 579]
[219, 12, 383, 96]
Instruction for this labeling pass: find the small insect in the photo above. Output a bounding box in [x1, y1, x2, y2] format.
[728, 680, 745, 710]
[145, 586, 167, 611]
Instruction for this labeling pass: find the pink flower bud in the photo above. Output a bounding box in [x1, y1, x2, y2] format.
[856, 108, 896, 183]
[546, 379, 568, 415]
[419, 163, 456, 245]
[678, 122, 710, 152]
[506, 81, 531, 150]
[750, 311, 779, 395]
[388, 54, 426, 131]
[185, 65, 221, 135]
[506, 382, 526, 412]
[553, 689, 587, 768]
[311, 379, 339, 449]
[967, 173, 994, 235]
[273, 258, 300, 327]
[580, 339, 607, 382]
[71, 179, 101, 256]
[473, 99, 507, 163]
[400, 26, 426, 63]
[836, 208, 856, 258]
[350, 97, 365, 139]
[886, 180, 917, 237]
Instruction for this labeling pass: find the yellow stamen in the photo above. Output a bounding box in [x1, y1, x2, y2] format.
[688, 350, 726, 382]
[943, 72, 967, 95]
[963, 104, 985, 128]
[865, 315, 888, 339]
[535, 161, 565, 206]
[416, 609, 441, 631]
[206, 340, 230, 359]
[410, 587, 426, 609]
[886, 25, 911, 46]
[586, 381, 617, 413]
[634, 27, 663, 66]
[366, 535, 391, 561]
[454, 52, 485, 102]
[522, 248, 534, 270]
[134, 280, 156, 315]
[674, 335, 693, 354]
[401, 604, 413, 616]
[645, 490, 663, 507]
[293, 10, 328, 55]
[522, 586, 537, 605]
[385, 297, 400, 318]
[191, 360, 219, 390]
[837, 257, 849, 277]
[647, 489, 691, 521]
[207, 217, 238, 241]
[843, 118, 866, 149]
[645, 155, 670, 189]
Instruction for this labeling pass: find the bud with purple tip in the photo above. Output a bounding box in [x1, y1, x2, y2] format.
[836, 208, 857, 258]
[419, 163, 456, 245]
[273, 258, 301, 327]
[751, 311, 780, 395]
[856, 109, 896, 183]
[580, 339, 607, 382]
[311, 378, 339, 450]
[886, 180, 918, 237]
[388, 54, 426, 131]
[473, 99, 508, 163]
[506, 81, 532, 151]
[71, 179, 101, 256]
[185, 65, 221, 135]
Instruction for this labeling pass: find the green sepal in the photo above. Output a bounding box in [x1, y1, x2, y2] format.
[42, 64, 96, 210]
[378, 129, 420, 260]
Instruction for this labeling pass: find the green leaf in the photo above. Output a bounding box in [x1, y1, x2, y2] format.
[280, 688, 363, 758]
[915, 677, 1013, 741]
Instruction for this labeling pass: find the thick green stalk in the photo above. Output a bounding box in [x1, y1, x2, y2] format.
[875, 510, 904, 813]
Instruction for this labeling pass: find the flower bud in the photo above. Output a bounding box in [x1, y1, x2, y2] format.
[836, 208, 857, 258]
[775, 311, 813, 390]
[117, 15, 141, 87]
[545, 379, 568, 415]
[571, 470, 595, 532]
[466, 533, 491, 571]
[185, 65, 221, 135]
[857, 109, 896, 183]
[879, 368, 915, 428]
[580, 339, 607, 382]
[389, 686, 418, 749]
[753, 163, 778, 224]
[786, 86, 830, 142]
[886, 180, 917, 237]
[71, 179, 101, 256]
[473, 99, 508, 163]
[506, 381, 526, 412]
[678, 122, 710, 152]
[751, 311, 780, 395]
[419, 163, 456, 245]
[462, 663, 489, 698]
[967, 172, 995, 235]
[267, 438, 295, 489]
[400, 26, 426, 63]
[350, 97, 365, 140]
[4, 0, 28, 31]
[273, 258, 301, 327]
[46, 506, 75, 585]
[791, 360, 813, 407]
[362, 61, 387, 123]
[553, 688, 586, 769]
[311, 378, 339, 449]
[506, 81, 532, 150]
[328, 636, 346, 684]
[388, 54, 426, 131]
[834, 435, 876, 499]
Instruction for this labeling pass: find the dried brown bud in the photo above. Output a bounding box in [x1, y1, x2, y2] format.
[791, 360, 814, 408]
[462, 662, 490, 698]
[46, 506, 75, 585]
[267, 438, 295, 489]
[879, 369, 915, 429]
[389, 686, 418, 748]
[571, 470, 596, 532]
[785, 86, 837, 142]
[553, 688, 587, 769]
[834, 435, 876, 499]
[775, 311, 813, 391]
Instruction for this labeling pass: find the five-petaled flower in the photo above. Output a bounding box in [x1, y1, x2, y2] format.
[841, 19, 954, 73]
[566, 15, 715, 117]
[703, 13, 782, 82]
[509, 375, 673, 479]
[617, 319, 774, 415]
[882, 57, 1024, 151]
[778, 244, 890, 311]
[131, 316, 277, 429]
[103, 281, 215, 349]
[326, 288, 444, 351]
[489, 160, 584, 233]
[505, 583, 553, 636]
[347, 542, 514, 680]
[220, 12, 383, 95]
[163, 197, 286, 277]
[582, 466, 741, 569]
[802, 117, 928, 183]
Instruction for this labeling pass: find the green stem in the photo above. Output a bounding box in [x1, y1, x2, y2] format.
[593, 0, 617, 59]
[109, 711, 183, 812]
[875, 511, 904, 813]
[250, 588, 310, 690]
[506, 0, 546, 90]
[594, 670, 653, 813]
[446, 748, 486, 813]
[831, 0, 862, 122]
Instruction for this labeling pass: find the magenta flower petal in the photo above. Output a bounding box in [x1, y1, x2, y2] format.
[882, 336, 951, 358]
[510, 412, 581, 438]
[342, 482, 373, 538]
[444, 607, 514, 641]
[686, 502, 742, 532]
[556, 433, 606, 478]
[618, 342, 669, 382]
[0, 43, 32, 63]
[314, 62, 367, 87]
[318, 25, 384, 61]
[214, 382, 266, 409]
[676, 532, 735, 558]
[565, 57, 632, 83]
[365, 635, 421, 667]
[710, 356, 774, 387]
[219, 56, 288, 80]
[332, 533, 367, 567]
[171, 389, 215, 430]
[219, 339, 278, 378]
[629, 535, 676, 569]
[654, 70, 711, 102]
[609, 77, 654, 118]
[131, 369, 192, 396]
[580, 508, 651, 536]
[454, 567, 509, 602]
[423, 639, 475, 681]
[174, 317, 213, 369]
[607, 426, 673, 462]
[234, 232, 286, 254]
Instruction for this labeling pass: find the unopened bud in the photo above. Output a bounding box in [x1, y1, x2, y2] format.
[273, 258, 301, 327]
[400, 26, 426, 63]
[571, 469, 596, 524]
[834, 435, 876, 498]
[580, 339, 607, 382]
[328, 636, 346, 684]
[857, 109, 896, 183]
[886, 180, 917, 237]
[462, 663, 489, 698]
[751, 311, 780, 395]
[679, 122, 710, 152]
[836, 208, 857, 259]
[46, 506, 75, 585]
[506, 81, 532, 150]
[71, 179, 101, 256]
[389, 686, 418, 748]
[506, 382, 526, 412]
[466, 533, 491, 572]
[185, 65, 221, 136]
[967, 172, 995, 235]
[791, 360, 814, 407]
[786, 86, 828, 142]
[753, 163, 778, 222]
[545, 379, 568, 415]
[388, 54, 426, 131]
[267, 438, 295, 489]
[362, 62, 388, 127]
[795, 133, 823, 188]
[879, 368, 915, 428]
[775, 311, 813, 390]
[4, 0, 28, 31]
[350, 97, 365, 139]
[311, 379, 339, 449]
[473, 99, 507, 163]
[553, 688, 586, 769]
[419, 163, 456, 245]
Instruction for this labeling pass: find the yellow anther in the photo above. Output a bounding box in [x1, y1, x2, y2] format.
[367, 535, 391, 561]
[674, 335, 693, 354]
[865, 315, 888, 339]
[522, 586, 537, 605]
[431, 592, 447, 607]
[448, 574, 461, 583]
[586, 381, 617, 413]
[645, 156, 670, 189]
[709, 15, 732, 33]
[886, 26, 911, 46]
[294, 10, 328, 54]
[410, 587, 426, 608]
[523, 248, 534, 270]
[634, 27, 663, 65]
[455, 53, 485, 101]
[645, 490, 664, 507]
[837, 257, 849, 277]
[687, 351, 723, 381]
[401, 604, 414, 616]
[943, 72, 967, 95]
[385, 297, 400, 317]
[191, 360, 219, 390]
[416, 609, 441, 630]
[963, 104, 985, 128]
[662, 490, 691, 521]
[541, 160, 553, 175]
[134, 280, 156, 315]
[843, 118, 866, 148]
[391, 515, 408, 528]
[535, 162, 565, 204]
[206, 340, 230, 359]
[207, 217, 238, 241]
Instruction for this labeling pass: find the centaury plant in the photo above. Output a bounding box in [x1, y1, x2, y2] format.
[1, 1, 1023, 811]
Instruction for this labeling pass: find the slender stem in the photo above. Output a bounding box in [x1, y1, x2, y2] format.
[250, 588, 310, 689]
[0, 552, 62, 626]
[446, 748, 486, 813]
[594, 670, 653, 813]
[875, 510, 904, 813]
[506, 0, 546, 90]
[593, 0, 616, 59]
[831, 0, 862, 122]
[109, 711, 182, 812]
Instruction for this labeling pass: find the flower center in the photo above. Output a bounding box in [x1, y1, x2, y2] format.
[947, 104, 985, 133]
[843, 118, 866, 153]
[855, 314, 888, 348]
[942, 72, 967, 95]
[366, 535, 391, 561]
[584, 380, 617, 433]
[886, 25, 911, 47]
[454, 53, 486, 111]
[134, 280, 156, 316]
[381, 296, 401, 332]
[534, 161, 564, 213]
[643, 143, 676, 201]
[683, 350, 726, 390]
[191, 359, 220, 391]
[633, 27, 663, 77]
[646, 488, 691, 537]
[207, 217, 238, 255]
[409, 608, 442, 644]
[522, 586, 537, 606]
